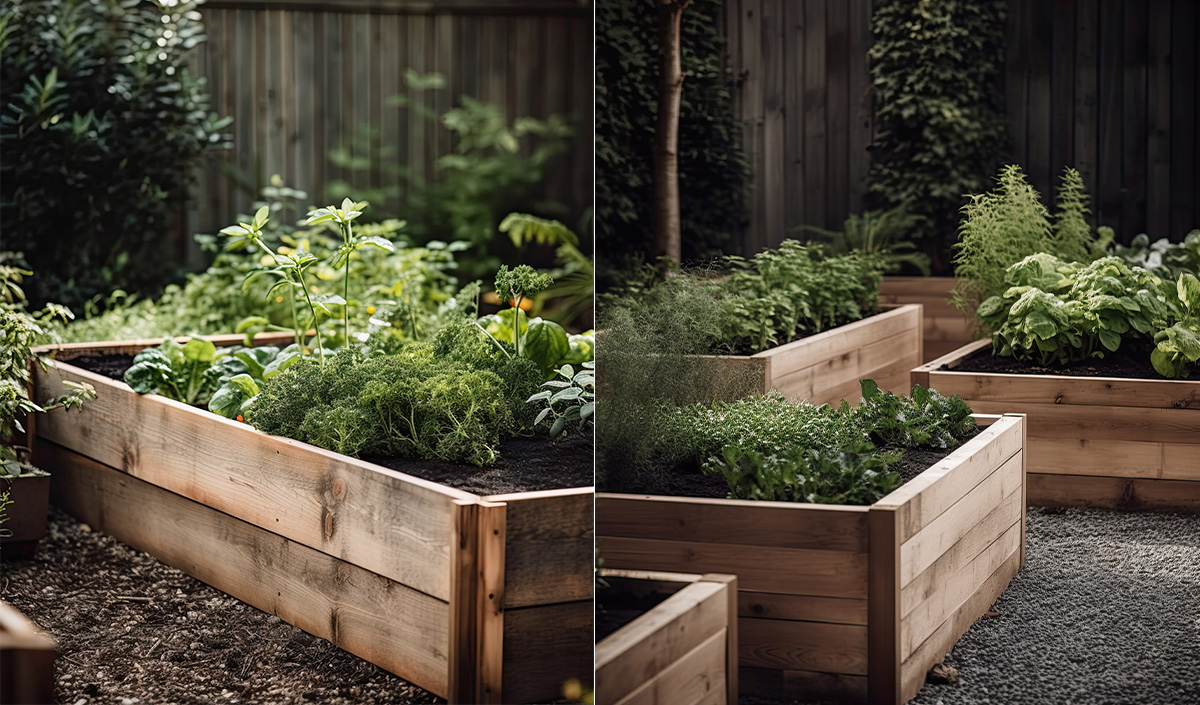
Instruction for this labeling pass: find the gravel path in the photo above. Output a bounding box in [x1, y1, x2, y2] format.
[1, 509, 443, 705]
[909, 507, 1200, 705]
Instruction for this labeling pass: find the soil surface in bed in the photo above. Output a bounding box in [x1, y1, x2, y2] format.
[66, 353, 593, 494]
[950, 340, 1172, 380]
[594, 588, 677, 644]
[600, 430, 977, 498]
[1, 508, 442, 705]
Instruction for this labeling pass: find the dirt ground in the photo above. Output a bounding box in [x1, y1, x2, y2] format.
[1, 508, 444, 705]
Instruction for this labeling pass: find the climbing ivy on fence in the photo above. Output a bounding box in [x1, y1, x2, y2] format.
[595, 0, 747, 277]
[867, 0, 1009, 273]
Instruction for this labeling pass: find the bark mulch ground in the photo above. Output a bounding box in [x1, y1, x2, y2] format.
[1, 508, 443, 705]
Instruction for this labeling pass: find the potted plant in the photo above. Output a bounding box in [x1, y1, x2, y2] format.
[913, 165, 1199, 512]
[29, 204, 594, 704]
[0, 262, 95, 556]
[600, 242, 922, 406]
[596, 367, 1026, 704]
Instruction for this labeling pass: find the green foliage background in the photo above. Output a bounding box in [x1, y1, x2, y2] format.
[595, 0, 747, 272]
[0, 0, 229, 309]
[867, 0, 1009, 270]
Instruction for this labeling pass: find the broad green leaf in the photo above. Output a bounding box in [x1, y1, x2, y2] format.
[357, 236, 395, 252]
[182, 338, 218, 363]
[522, 318, 570, 374]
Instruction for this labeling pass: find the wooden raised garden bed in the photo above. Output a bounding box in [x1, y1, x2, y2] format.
[30, 334, 593, 705]
[0, 600, 56, 705]
[695, 304, 923, 405]
[596, 569, 738, 705]
[879, 277, 974, 363]
[596, 414, 1026, 705]
[913, 339, 1200, 513]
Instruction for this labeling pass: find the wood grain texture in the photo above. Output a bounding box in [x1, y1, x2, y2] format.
[1028, 473, 1200, 512]
[34, 361, 468, 601]
[737, 592, 868, 626]
[610, 630, 728, 705]
[739, 666, 868, 704]
[492, 488, 593, 609]
[500, 600, 593, 705]
[866, 507, 900, 704]
[42, 442, 451, 696]
[739, 618, 867, 676]
[0, 601, 56, 705]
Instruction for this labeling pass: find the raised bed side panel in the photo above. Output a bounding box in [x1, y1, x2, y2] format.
[489, 488, 594, 703]
[33, 359, 470, 602]
[596, 495, 871, 696]
[760, 304, 922, 406]
[914, 342, 1200, 513]
[38, 441, 452, 697]
[595, 572, 735, 705]
[879, 277, 974, 362]
[873, 415, 1025, 703]
[0, 601, 56, 705]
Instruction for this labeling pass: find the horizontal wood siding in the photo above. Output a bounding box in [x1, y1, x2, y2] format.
[723, 0, 1199, 255]
[39, 442, 451, 696]
[915, 344, 1200, 512]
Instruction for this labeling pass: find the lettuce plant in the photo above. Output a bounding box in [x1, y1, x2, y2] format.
[125, 338, 227, 407]
[1151, 273, 1200, 378]
[207, 344, 302, 419]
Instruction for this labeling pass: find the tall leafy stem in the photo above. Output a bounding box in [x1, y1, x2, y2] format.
[305, 198, 396, 346]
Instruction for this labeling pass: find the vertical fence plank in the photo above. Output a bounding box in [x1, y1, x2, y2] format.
[802, 0, 827, 233]
[1146, 0, 1171, 239]
[1120, 0, 1148, 238]
[1049, 0, 1075, 194]
[761, 0, 785, 241]
[825, 0, 849, 232]
[1096, 0, 1124, 228]
[846, 0, 871, 218]
[1168, 0, 1197, 239]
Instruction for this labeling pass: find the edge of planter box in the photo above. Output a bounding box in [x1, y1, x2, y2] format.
[913, 339, 1200, 513]
[30, 333, 593, 704]
[689, 303, 923, 406]
[595, 569, 739, 705]
[596, 413, 1026, 705]
[879, 277, 975, 363]
[0, 600, 56, 705]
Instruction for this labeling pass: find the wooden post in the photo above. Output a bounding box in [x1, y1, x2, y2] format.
[1008, 413, 1028, 567]
[448, 500, 479, 704]
[867, 506, 900, 705]
[702, 573, 739, 705]
[475, 501, 507, 704]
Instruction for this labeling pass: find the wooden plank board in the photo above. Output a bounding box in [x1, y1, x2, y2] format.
[963, 401, 1199, 445]
[0, 601, 56, 705]
[596, 581, 728, 703]
[866, 506, 900, 704]
[739, 666, 867, 703]
[737, 592, 867, 626]
[1028, 473, 1200, 513]
[1026, 436, 1200, 480]
[919, 369, 1200, 411]
[899, 551, 1021, 703]
[597, 494, 868, 553]
[597, 536, 867, 599]
[738, 617, 867, 676]
[876, 416, 1023, 541]
[900, 522, 1021, 661]
[611, 629, 728, 705]
[502, 600, 592, 705]
[34, 363, 470, 602]
[757, 306, 919, 373]
[899, 455, 1023, 586]
[491, 488, 593, 609]
[42, 442, 451, 697]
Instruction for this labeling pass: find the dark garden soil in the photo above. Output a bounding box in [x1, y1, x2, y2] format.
[366, 431, 594, 494]
[65, 353, 594, 494]
[950, 340, 1168, 380]
[601, 429, 978, 499]
[0, 508, 442, 705]
[594, 588, 677, 644]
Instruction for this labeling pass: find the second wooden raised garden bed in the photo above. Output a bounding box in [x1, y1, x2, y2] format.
[31, 334, 593, 705]
[694, 304, 923, 405]
[596, 569, 738, 705]
[913, 339, 1200, 513]
[879, 277, 974, 362]
[597, 413, 1026, 705]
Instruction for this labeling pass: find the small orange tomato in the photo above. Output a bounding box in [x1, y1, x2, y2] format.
[236, 415, 244, 423]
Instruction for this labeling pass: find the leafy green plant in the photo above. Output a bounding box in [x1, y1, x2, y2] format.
[1, 264, 96, 478]
[501, 212, 595, 327]
[0, 490, 12, 537]
[1151, 273, 1200, 379]
[207, 344, 302, 419]
[305, 198, 396, 346]
[1112, 230, 1200, 282]
[796, 205, 932, 276]
[867, 0, 1008, 270]
[853, 380, 976, 450]
[703, 442, 902, 505]
[124, 338, 227, 407]
[977, 254, 1182, 371]
[527, 362, 595, 437]
[0, 0, 230, 309]
[220, 206, 344, 362]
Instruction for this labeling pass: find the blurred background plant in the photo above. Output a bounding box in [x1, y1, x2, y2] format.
[0, 0, 231, 310]
[795, 205, 932, 276]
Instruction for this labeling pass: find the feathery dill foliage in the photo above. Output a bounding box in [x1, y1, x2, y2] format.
[244, 326, 541, 466]
[953, 165, 1111, 323]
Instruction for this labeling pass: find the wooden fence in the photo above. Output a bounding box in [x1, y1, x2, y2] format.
[723, 0, 1200, 255]
[181, 0, 592, 265]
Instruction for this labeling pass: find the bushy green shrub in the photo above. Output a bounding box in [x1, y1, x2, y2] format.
[595, 0, 747, 265]
[0, 0, 229, 309]
[867, 0, 1008, 269]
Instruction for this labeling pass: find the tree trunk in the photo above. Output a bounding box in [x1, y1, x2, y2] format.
[652, 0, 690, 264]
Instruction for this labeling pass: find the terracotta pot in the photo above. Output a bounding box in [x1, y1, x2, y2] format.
[0, 474, 50, 557]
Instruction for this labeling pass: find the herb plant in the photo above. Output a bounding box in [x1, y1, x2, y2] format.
[797, 205, 932, 276]
[854, 380, 976, 449]
[527, 362, 595, 438]
[1151, 273, 1200, 379]
[703, 443, 901, 505]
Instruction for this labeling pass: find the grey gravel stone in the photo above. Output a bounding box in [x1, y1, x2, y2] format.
[909, 507, 1200, 705]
